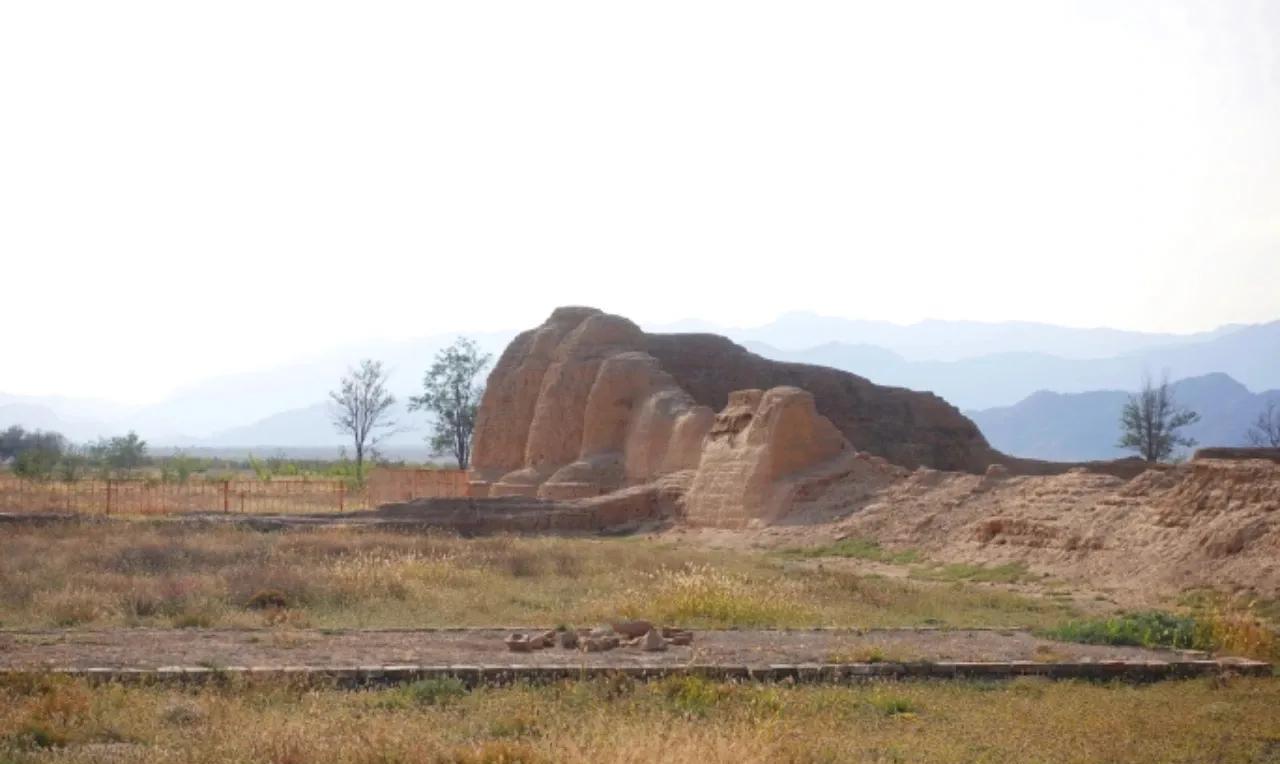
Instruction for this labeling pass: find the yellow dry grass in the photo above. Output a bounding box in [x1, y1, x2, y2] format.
[1, 673, 1278, 763]
[0, 524, 1073, 630]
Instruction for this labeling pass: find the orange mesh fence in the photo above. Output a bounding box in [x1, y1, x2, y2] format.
[365, 468, 470, 506]
[0, 469, 467, 516]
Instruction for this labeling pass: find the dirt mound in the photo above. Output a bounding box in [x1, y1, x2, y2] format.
[683, 387, 860, 528]
[824, 458, 1280, 599]
[470, 307, 1004, 499]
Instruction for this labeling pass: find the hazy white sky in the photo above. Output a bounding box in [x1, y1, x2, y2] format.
[2, 0, 1278, 403]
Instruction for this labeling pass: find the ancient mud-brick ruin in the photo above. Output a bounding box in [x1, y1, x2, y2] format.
[466, 306, 1005, 527]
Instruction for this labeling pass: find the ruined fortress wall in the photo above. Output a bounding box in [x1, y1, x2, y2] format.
[468, 307, 1003, 511]
[642, 332, 1000, 473]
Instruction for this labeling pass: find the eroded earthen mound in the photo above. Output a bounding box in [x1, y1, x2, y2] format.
[683, 387, 858, 527]
[824, 457, 1280, 599]
[469, 307, 1001, 509]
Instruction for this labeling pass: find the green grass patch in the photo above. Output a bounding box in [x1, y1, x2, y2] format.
[868, 694, 919, 716]
[910, 561, 1030, 584]
[376, 677, 468, 709]
[782, 538, 921, 565]
[1041, 611, 1204, 650]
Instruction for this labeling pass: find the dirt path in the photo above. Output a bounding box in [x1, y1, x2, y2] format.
[0, 628, 1214, 670]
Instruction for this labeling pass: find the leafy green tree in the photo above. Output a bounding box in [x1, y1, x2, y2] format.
[172, 451, 197, 482]
[107, 432, 148, 473]
[329, 359, 397, 483]
[0, 427, 67, 479]
[12, 432, 66, 479]
[86, 431, 149, 477]
[410, 338, 491, 469]
[0, 425, 28, 462]
[1118, 374, 1199, 462]
[57, 447, 88, 482]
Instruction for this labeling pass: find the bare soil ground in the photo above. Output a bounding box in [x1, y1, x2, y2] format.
[0, 628, 1196, 670]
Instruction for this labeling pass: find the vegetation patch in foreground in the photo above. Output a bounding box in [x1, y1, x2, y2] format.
[909, 561, 1032, 584]
[1044, 611, 1202, 650]
[2, 674, 1279, 763]
[783, 537, 922, 565]
[1042, 609, 1277, 659]
[0, 524, 1073, 630]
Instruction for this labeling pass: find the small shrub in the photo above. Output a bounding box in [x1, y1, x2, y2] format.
[741, 684, 785, 717]
[171, 605, 217, 628]
[487, 712, 541, 739]
[225, 566, 314, 609]
[618, 564, 811, 627]
[547, 548, 584, 577]
[383, 678, 468, 708]
[1195, 606, 1277, 660]
[910, 562, 1029, 584]
[1043, 611, 1201, 650]
[44, 589, 102, 627]
[869, 694, 918, 716]
[497, 549, 542, 578]
[655, 675, 726, 718]
[109, 542, 187, 574]
[119, 589, 165, 619]
[161, 701, 206, 727]
[10, 722, 68, 749]
[245, 589, 289, 611]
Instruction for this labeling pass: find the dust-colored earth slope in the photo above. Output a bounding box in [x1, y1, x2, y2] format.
[812, 458, 1280, 600]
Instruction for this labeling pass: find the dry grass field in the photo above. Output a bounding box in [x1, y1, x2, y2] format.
[1, 521, 1277, 763]
[1, 673, 1279, 763]
[0, 523, 1071, 631]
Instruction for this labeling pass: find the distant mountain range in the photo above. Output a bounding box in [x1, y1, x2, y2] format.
[969, 373, 1280, 462]
[739, 320, 1280, 410]
[666, 311, 1239, 362]
[1, 311, 1277, 461]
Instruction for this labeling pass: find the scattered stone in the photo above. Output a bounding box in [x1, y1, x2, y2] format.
[641, 628, 668, 652]
[666, 631, 693, 646]
[504, 634, 532, 652]
[582, 635, 620, 652]
[532, 630, 557, 648]
[556, 630, 579, 649]
[589, 626, 615, 638]
[611, 620, 654, 639]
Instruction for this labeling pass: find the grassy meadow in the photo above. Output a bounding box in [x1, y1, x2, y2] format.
[1, 522, 1277, 763]
[1, 673, 1279, 763]
[0, 523, 1073, 631]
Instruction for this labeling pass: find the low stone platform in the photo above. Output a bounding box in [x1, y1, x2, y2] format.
[0, 628, 1268, 685]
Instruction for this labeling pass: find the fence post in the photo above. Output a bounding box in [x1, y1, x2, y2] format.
[338, 482, 345, 513]
[223, 480, 230, 513]
[105, 479, 112, 515]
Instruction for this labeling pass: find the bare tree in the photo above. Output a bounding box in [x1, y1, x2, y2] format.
[1246, 400, 1280, 447]
[1118, 373, 1200, 462]
[330, 359, 397, 482]
[409, 337, 490, 469]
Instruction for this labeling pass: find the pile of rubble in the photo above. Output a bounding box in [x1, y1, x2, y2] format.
[504, 620, 692, 653]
